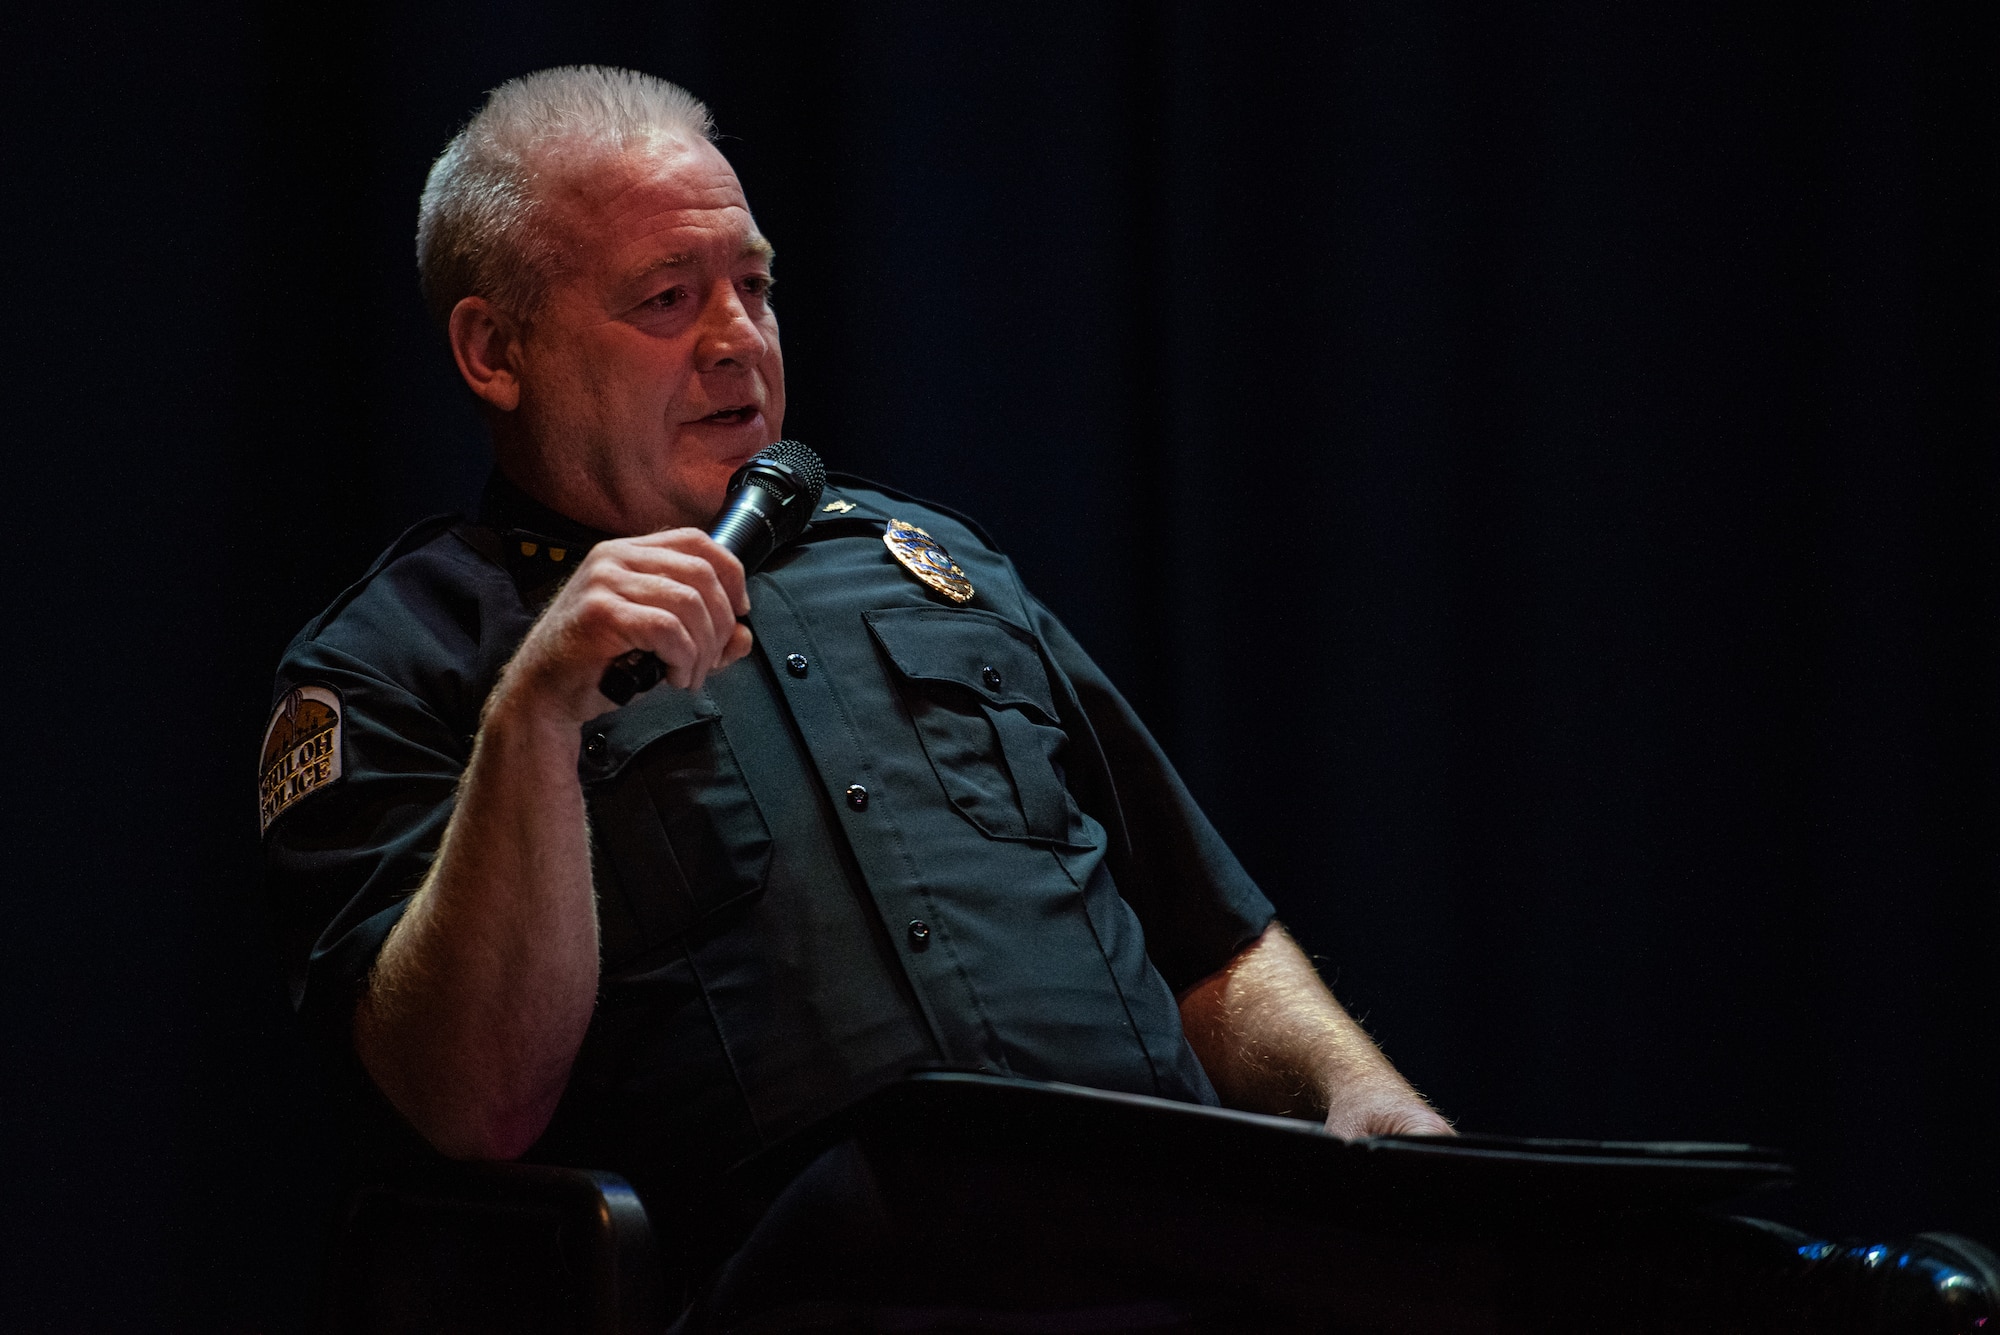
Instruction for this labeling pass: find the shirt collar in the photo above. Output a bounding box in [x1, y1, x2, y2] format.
[804, 483, 890, 529]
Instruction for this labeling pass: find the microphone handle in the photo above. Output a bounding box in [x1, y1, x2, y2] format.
[598, 648, 665, 707]
[596, 488, 783, 706]
[708, 495, 781, 571]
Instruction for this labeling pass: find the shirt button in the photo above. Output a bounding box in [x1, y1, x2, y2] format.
[785, 653, 809, 678]
[845, 784, 869, 811]
[907, 920, 931, 948]
[981, 665, 1003, 690]
[584, 731, 608, 759]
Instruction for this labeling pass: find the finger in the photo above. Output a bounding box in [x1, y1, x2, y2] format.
[663, 540, 747, 639]
[601, 566, 721, 667]
[1404, 1111, 1456, 1138]
[630, 581, 715, 688]
[626, 529, 749, 617]
[1366, 1107, 1453, 1139]
[720, 548, 750, 616]
[610, 545, 739, 667]
[617, 605, 704, 692]
[721, 621, 754, 667]
[679, 556, 740, 671]
[683, 533, 749, 618]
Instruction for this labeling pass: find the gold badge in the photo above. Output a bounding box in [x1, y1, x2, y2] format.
[821, 499, 856, 514]
[259, 684, 343, 834]
[884, 519, 974, 603]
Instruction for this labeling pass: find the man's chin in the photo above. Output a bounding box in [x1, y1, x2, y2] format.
[678, 461, 765, 533]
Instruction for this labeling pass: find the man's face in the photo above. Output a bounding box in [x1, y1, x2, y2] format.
[504, 140, 785, 535]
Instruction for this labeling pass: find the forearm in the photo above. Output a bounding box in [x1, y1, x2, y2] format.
[1179, 922, 1450, 1137]
[346, 526, 748, 1160]
[354, 687, 600, 1160]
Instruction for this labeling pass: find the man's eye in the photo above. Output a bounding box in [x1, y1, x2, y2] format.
[742, 275, 774, 299]
[648, 287, 688, 309]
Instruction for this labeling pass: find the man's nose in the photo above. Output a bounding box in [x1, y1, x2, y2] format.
[694, 284, 766, 370]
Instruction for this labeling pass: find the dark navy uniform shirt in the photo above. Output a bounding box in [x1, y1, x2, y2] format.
[263, 472, 1275, 1203]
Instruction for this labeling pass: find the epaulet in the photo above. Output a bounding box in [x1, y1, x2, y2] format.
[296, 513, 466, 645]
[824, 472, 1005, 554]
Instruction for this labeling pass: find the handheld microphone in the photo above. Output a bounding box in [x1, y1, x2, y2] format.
[598, 440, 826, 706]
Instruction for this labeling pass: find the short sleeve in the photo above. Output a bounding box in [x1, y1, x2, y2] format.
[263, 636, 471, 1045]
[1026, 595, 1277, 993]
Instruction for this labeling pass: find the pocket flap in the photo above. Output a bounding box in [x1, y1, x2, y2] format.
[580, 684, 722, 783]
[864, 607, 1058, 720]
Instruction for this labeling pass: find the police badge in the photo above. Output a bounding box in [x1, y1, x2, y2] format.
[883, 519, 975, 603]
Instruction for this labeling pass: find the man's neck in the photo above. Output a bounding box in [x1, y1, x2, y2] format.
[477, 469, 615, 548]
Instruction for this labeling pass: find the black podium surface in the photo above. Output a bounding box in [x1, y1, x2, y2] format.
[696, 1073, 1991, 1333]
[733, 1070, 1797, 1220]
[337, 1074, 1992, 1333]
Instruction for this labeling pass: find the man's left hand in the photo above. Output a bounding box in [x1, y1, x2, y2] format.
[1320, 1077, 1455, 1141]
[1179, 922, 1457, 1141]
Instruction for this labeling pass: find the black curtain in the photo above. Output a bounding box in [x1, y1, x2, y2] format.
[4, 3, 1994, 1328]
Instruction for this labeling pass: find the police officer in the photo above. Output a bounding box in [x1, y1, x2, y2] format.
[263, 65, 1451, 1318]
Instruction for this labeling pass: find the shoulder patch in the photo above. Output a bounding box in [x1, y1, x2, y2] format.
[259, 685, 344, 834]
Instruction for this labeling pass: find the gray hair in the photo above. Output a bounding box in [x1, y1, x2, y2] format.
[416, 66, 716, 325]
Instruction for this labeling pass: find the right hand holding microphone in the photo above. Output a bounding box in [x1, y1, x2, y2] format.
[595, 440, 826, 704]
[498, 529, 752, 729]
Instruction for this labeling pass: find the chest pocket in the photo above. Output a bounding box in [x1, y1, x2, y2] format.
[865, 606, 1082, 845]
[580, 688, 773, 961]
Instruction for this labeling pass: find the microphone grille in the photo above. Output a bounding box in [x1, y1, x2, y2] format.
[759, 439, 826, 508]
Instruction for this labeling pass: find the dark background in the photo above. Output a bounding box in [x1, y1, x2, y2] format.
[3, 2, 1995, 1328]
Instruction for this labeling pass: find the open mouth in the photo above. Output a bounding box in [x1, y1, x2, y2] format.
[696, 405, 758, 426]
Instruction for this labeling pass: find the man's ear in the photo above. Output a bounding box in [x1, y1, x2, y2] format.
[448, 296, 524, 412]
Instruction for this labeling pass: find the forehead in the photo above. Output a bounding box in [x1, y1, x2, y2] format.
[545, 142, 763, 277]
